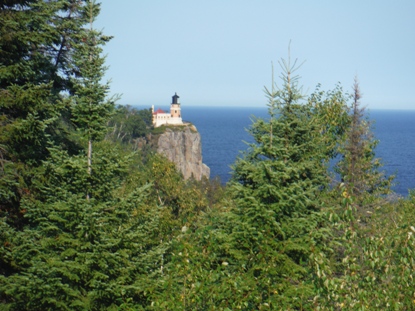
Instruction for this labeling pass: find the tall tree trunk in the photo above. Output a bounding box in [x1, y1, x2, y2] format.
[87, 139, 92, 200]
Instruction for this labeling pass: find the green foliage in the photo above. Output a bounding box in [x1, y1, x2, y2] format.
[193, 176, 226, 208]
[67, 0, 116, 200]
[0, 142, 168, 310]
[1, 3, 413, 309]
[106, 105, 153, 143]
[310, 80, 398, 311]
[313, 188, 415, 310]
[335, 78, 393, 208]
[308, 83, 350, 160]
[0, 0, 94, 160]
[140, 153, 210, 222]
[69, 4, 115, 142]
[151, 54, 336, 310]
[225, 55, 332, 309]
[0, 0, 101, 223]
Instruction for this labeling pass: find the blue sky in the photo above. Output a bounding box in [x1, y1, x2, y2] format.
[96, 0, 415, 110]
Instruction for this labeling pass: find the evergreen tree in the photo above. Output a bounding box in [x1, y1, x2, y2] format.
[0, 142, 164, 310]
[226, 55, 332, 308]
[0, 0, 93, 164]
[0, 0, 98, 225]
[336, 77, 393, 207]
[154, 54, 336, 310]
[69, 0, 115, 199]
[314, 79, 397, 310]
[0, 2, 171, 309]
[0, 144, 214, 310]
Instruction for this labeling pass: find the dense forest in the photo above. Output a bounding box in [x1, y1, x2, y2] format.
[1, 1, 415, 310]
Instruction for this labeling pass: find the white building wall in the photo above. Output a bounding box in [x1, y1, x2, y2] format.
[153, 113, 183, 127]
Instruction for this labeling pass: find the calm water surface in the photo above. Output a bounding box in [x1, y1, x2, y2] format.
[183, 107, 415, 196]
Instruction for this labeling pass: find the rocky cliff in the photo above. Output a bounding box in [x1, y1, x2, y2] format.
[154, 124, 210, 180]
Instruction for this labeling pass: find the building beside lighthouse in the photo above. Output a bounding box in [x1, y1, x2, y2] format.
[152, 93, 183, 127]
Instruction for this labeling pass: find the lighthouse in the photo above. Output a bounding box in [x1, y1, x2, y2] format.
[170, 92, 181, 118]
[152, 93, 183, 127]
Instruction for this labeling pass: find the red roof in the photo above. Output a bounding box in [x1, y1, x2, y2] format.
[153, 108, 166, 115]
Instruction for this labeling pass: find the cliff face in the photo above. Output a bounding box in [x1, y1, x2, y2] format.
[156, 125, 210, 180]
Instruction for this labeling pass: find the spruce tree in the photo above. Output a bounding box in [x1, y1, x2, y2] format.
[336, 77, 393, 207]
[0, 142, 165, 310]
[226, 55, 331, 308]
[0, 0, 93, 164]
[0, 0, 98, 225]
[69, 0, 115, 200]
[314, 79, 397, 310]
[0, 143, 213, 310]
[0, 2, 166, 309]
[154, 54, 336, 310]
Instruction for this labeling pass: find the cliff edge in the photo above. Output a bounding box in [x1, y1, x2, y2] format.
[156, 124, 210, 180]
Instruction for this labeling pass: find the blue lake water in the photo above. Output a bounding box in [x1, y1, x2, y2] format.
[182, 107, 415, 196]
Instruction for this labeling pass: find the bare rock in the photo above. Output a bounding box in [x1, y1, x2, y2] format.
[156, 125, 210, 180]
